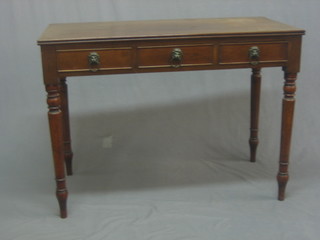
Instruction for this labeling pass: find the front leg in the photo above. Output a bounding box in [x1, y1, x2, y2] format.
[46, 84, 68, 218]
[249, 68, 261, 162]
[277, 72, 297, 200]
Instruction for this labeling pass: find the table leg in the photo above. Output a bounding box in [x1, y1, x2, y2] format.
[249, 68, 261, 162]
[277, 72, 297, 200]
[46, 84, 68, 218]
[60, 78, 73, 176]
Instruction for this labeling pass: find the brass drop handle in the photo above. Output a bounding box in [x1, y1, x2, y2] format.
[88, 52, 100, 71]
[248, 46, 260, 66]
[170, 48, 183, 68]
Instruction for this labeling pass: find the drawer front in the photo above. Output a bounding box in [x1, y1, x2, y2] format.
[57, 48, 133, 72]
[137, 44, 214, 69]
[219, 42, 288, 65]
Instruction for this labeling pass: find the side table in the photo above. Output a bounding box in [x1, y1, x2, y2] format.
[38, 17, 305, 218]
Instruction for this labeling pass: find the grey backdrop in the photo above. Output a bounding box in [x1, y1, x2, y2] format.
[1, 0, 319, 239]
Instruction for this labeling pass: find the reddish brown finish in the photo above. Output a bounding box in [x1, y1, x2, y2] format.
[219, 42, 288, 65]
[45, 84, 68, 218]
[47, 37, 298, 76]
[57, 48, 133, 72]
[60, 78, 73, 176]
[137, 44, 213, 68]
[38, 17, 304, 44]
[38, 17, 304, 218]
[249, 68, 261, 162]
[277, 72, 297, 200]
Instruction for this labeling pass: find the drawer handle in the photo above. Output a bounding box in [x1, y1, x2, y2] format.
[248, 46, 260, 66]
[88, 52, 100, 72]
[170, 48, 183, 68]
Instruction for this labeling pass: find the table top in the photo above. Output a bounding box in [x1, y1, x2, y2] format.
[38, 17, 304, 45]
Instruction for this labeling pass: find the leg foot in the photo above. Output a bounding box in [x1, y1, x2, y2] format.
[65, 151, 73, 176]
[277, 173, 288, 201]
[56, 189, 68, 218]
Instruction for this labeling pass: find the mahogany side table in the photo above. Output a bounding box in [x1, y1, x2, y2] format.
[38, 17, 305, 218]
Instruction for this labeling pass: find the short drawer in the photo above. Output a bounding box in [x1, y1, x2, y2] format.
[137, 44, 214, 69]
[57, 48, 133, 72]
[218, 42, 288, 65]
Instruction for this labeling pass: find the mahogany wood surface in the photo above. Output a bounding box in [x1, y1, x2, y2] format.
[38, 17, 305, 218]
[249, 68, 261, 163]
[60, 78, 73, 176]
[38, 17, 304, 44]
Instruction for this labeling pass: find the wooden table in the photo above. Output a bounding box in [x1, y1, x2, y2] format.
[38, 17, 305, 218]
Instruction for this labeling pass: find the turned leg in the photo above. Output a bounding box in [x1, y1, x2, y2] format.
[46, 84, 68, 218]
[277, 72, 297, 200]
[60, 78, 73, 176]
[249, 68, 261, 162]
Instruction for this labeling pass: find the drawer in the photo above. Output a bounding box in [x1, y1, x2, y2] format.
[137, 44, 214, 69]
[57, 48, 133, 72]
[219, 42, 288, 65]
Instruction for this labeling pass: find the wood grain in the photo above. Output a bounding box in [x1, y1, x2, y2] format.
[38, 17, 304, 45]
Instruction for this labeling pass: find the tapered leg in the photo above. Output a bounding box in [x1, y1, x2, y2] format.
[277, 72, 297, 201]
[46, 84, 68, 218]
[60, 78, 73, 176]
[249, 68, 261, 162]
